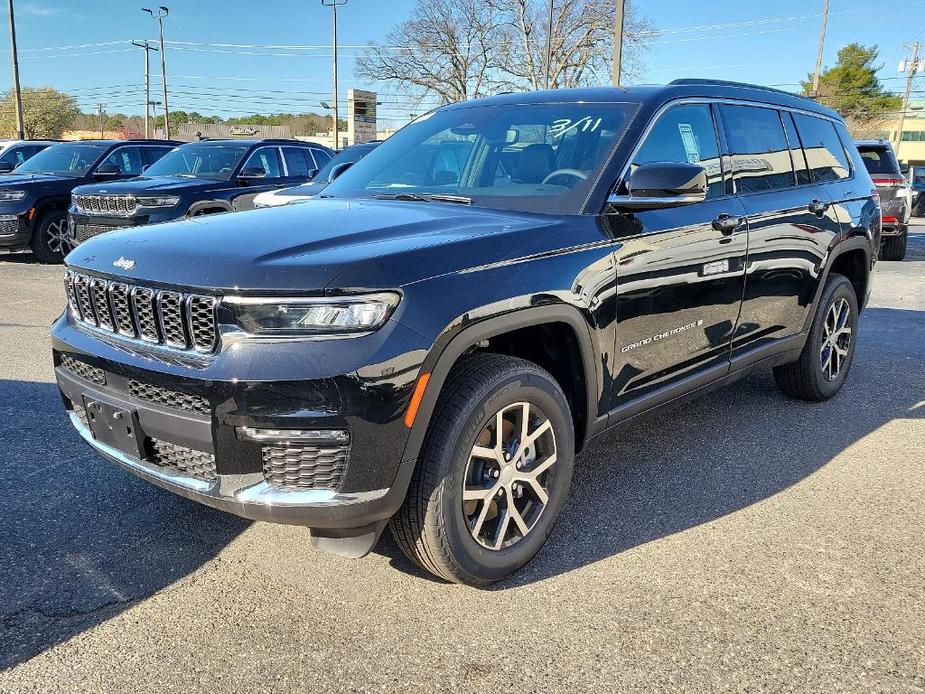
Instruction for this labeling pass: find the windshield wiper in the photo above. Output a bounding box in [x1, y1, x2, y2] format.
[374, 192, 471, 205]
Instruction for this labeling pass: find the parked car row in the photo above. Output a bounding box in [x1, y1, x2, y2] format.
[53, 80, 882, 585]
[0, 137, 335, 263]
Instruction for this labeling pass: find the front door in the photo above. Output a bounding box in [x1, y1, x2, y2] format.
[610, 102, 748, 407]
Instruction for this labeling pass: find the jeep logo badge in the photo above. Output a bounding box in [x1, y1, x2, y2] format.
[113, 256, 136, 271]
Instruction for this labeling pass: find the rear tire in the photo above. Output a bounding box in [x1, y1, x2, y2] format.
[879, 228, 908, 261]
[29, 210, 68, 264]
[773, 273, 858, 402]
[391, 353, 575, 587]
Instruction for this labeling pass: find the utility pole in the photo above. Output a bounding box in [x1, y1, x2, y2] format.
[322, 0, 347, 149]
[811, 0, 830, 97]
[895, 42, 922, 158]
[544, 0, 553, 89]
[143, 7, 170, 138]
[7, 0, 24, 139]
[611, 0, 625, 86]
[132, 40, 158, 139]
[97, 103, 106, 138]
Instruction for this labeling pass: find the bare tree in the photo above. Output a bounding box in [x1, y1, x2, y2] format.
[355, 0, 651, 105]
[354, 0, 502, 104]
[491, 0, 651, 90]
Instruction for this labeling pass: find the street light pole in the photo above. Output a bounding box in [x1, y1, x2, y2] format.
[544, 0, 553, 89]
[611, 0, 625, 86]
[895, 42, 922, 157]
[143, 6, 170, 138]
[322, 0, 347, 149]
[7, 0, 24, 139]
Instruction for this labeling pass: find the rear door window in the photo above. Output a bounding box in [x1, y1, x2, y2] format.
[781, 112, 811, 185]
[720, 105, 795, 193]
[631, 103, 724, 198]
[310, 148, 332, 168]
[793, 114, 851, 182]
[143, 146, 173, 166]
[283, 147, 313, 176]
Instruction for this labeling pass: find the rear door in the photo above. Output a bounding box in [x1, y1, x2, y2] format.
[720, 104, 840, 361]
[611, 102, 748, 405]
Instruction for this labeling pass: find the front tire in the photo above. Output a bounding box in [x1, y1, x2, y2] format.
[773, 273, 858, 401]
[29, 210, 68, 264]
[391, 354, 575, 587]
[879, 228, 908, 261]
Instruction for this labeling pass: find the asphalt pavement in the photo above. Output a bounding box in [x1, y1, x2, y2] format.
[0, 229, 923, 693]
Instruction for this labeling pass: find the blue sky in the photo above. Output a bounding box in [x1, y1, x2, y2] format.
[2, 0, 924, 127]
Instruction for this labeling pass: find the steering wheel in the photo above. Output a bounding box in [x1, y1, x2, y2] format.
[541, 169, 588, 186]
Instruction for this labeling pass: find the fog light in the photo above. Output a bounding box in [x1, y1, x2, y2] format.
[237, 427, 350, 445]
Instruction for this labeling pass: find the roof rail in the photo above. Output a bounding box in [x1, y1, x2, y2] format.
[669, 78, 801, 98]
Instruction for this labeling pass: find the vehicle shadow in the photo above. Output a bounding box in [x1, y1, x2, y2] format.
[0, 379, 249, 670]
[376, 306, 925, 587]
[0, 252, 41, 265]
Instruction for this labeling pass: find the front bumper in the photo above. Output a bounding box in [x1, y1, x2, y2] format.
[52, 310, 431, 530]
[0, 209, 32, 250]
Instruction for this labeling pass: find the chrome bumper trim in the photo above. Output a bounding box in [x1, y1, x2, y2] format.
[68, 410, 389, 510]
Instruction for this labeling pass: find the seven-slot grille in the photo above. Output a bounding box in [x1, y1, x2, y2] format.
[73, 194, 137, 217]
[65, 270, 218, 353]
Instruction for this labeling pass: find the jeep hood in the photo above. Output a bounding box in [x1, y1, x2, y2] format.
[65, 198, 563, 292]
[72, 176, 219, 196]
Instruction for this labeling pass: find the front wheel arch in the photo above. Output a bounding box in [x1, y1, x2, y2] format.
[400, 305, 600, 466]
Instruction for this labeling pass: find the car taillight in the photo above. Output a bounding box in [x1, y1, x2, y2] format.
[882, 215, 898, 223]
[871, 176, 905, 187]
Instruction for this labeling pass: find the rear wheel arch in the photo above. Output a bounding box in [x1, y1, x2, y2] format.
[401, 305, 600, 465]
[825, 241, 871, 313]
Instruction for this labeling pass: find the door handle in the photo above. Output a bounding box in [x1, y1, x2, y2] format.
[711, 213, 741, 235]
[808, 199, 830, 216]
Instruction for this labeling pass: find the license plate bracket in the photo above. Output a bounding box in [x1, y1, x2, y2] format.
[83, 395, 145, 459]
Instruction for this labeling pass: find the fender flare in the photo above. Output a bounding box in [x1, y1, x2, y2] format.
[802, 235, 872, 332]
[186, 200, 233, 217]
[399, 304, 600, 465]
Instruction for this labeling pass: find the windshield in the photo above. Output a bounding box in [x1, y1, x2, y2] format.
[144, 144, 250, 180]
[15, 143, 107, 177]
[315, 145, 377, 182]
[324, 102, 637, 213]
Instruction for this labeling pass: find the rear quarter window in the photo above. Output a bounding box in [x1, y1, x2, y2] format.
[793, 114, 851, 182]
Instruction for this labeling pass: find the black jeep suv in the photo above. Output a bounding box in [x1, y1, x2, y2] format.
[66, 139, 334, 248]
[0, 139, 177, 263]
[52, 80, 880, 586]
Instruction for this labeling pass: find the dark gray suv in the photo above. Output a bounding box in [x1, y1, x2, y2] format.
[856, 140, 911, 260]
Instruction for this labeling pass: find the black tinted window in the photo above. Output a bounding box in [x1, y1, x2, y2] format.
[144, 146, 172, 166]
[283, 147, 312, 176]
[793, 114, 850, 182]
[721, 105, 794, 192]
[782, 112, 810, 185]
[311, 149, 332, 167]
[242, 147, 283, 178]
[100, 146, 145, 175]
[857, 147, 896, 175]
[631, 104, 723, 198]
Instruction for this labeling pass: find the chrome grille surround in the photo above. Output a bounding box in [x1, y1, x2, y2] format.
[64, 270, 219, 354]
[73, 194, 138, 217]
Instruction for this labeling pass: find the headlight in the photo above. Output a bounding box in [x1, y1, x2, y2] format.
[136, 195, 180, 207]
[225, 292, 400, 336]
[0, 190, 26, 202]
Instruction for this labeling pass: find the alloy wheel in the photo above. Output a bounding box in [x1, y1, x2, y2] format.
[462, 401, 558, 550]
[820, 297, 852, 381]
[44, 219, 69, 256]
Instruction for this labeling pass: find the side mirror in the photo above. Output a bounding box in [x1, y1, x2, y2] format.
[141, 163, 151, 173]
[0, 162, 14, 174]
[328, 161, 354, 182]
[94, 163, 122, 177]
[608, 162, 708, 211]
[306, 168, 319, 179]
[238, 166, 268, 182]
